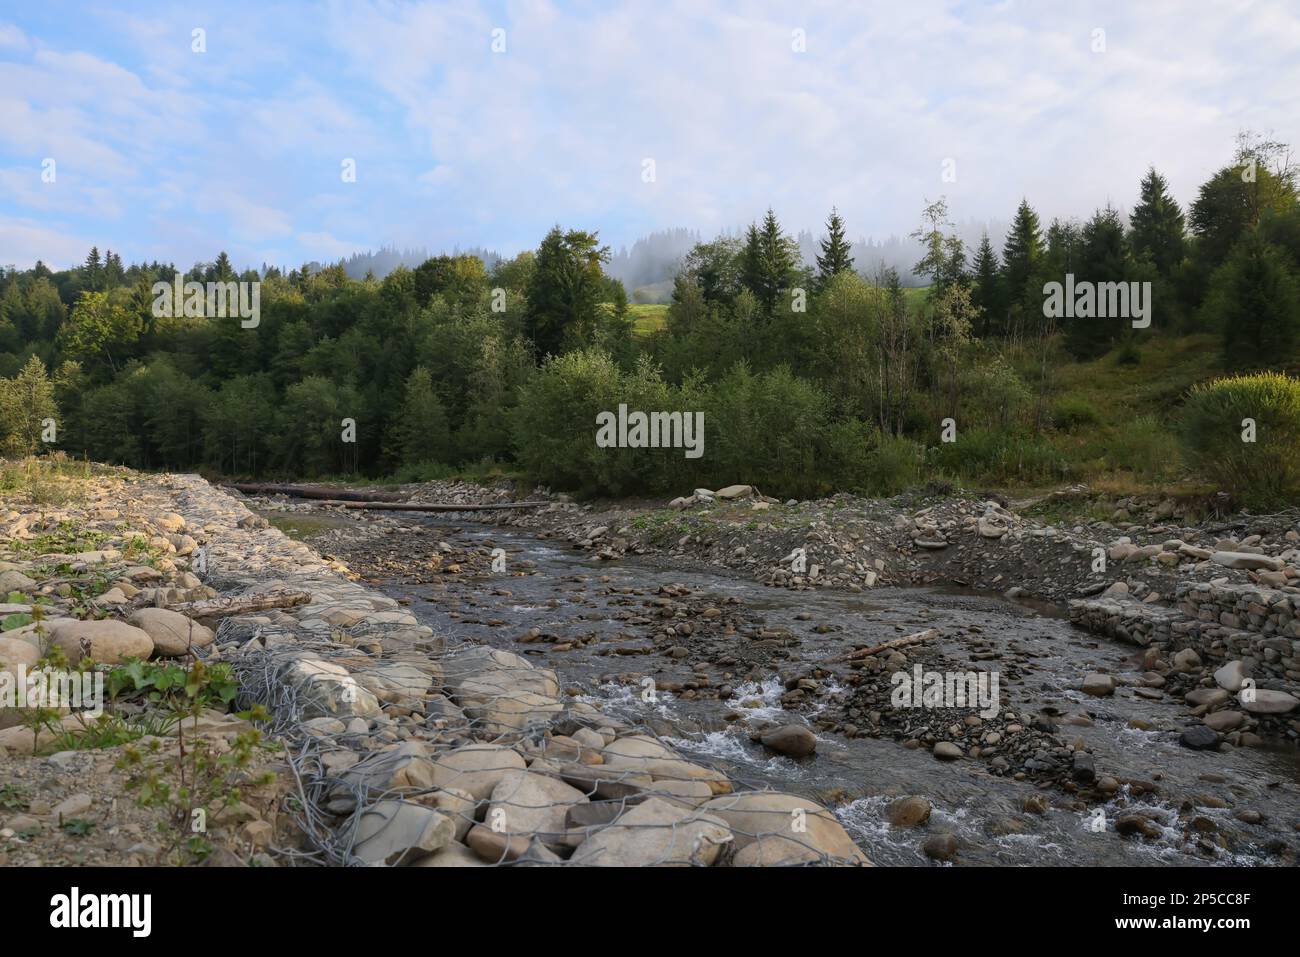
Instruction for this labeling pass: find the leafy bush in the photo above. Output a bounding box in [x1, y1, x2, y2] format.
[1051, 394, 1101, 431]
[930, 428, 1066, 484]
[862, 434, 924, 494]
[1179, 372, 1300, 508]
[706, 363, 828, 498]
[1106, 414, 1181, 480]
[514, 350, 679, 496]
[820, 418, 879, 493]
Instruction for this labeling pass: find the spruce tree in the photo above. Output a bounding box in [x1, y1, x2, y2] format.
[741, 208, 799, 317]
[1001, 199, 1043, 336]
[1129, 168, 1186, 277]
[971, 233, 1002, 336]
[815, 207, 854, 287]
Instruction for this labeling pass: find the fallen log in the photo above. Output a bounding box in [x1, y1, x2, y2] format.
[309, 499, 549, 512]
[227, 482, 406, 503]
[831, 628, 940, 663]
[162, 589, 312, 620]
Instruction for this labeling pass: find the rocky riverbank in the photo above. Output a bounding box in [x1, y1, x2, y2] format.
[0, 464, 867, 866]
[270, 476, 1300, 753]
[248, 477, 1300, 864]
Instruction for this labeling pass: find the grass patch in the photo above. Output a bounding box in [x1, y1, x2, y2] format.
[264, 513, 337, 540]
[629, 303, 669, 337]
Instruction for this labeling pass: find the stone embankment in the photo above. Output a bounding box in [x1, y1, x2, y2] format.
[0, 467, 866, 866]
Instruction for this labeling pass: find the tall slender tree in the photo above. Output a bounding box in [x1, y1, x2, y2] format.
[740, 208, 799, 317]
[970, 233, 1002, 337]
[1001, 199, 1043, 340]
[815, 207, 855, 288]
[1129, 168, 1186, 277]
[524, 226, 610, 358]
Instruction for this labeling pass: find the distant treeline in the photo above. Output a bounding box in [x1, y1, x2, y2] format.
[2, 133, 1299, 502]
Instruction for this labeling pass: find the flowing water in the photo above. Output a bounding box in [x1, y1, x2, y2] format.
[355, 515, 1300, 867]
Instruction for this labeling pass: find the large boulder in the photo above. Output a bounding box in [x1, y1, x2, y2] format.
[1081, 673, 1116, 697]
[282, 656, 381, 720]
[715, 485, 753, 500]
[1241, 689, 1299, 715]
[411, 841, 488, 867]
[569, 797, 732, 866]
[50, 619, 154, 665]
[428, 744, 527, 801]
[759, 725, 817, 757]
[1213, 660, 1248, 693]
[1210, 551, 1284, 571]
[339, 742, 437, 793]
[443, 647, 562, 734]
[0, 571, 36, 593]
[485, 770, 588, 850]
[128, 608, 215, 656]
[350, 801, 455, 866]
[0, 636, 39, 674]
[422, 787, 476, 841]
[702, 791, 869, 866]
[600, 735, 731, 793]
[354, 661, 440, 706]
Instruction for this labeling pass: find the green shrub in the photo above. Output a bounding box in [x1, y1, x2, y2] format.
[1107, 414, 1181, 480]
[706, 363, 828, 498]
[929, 428, 1066, 484]
[820, 418, 879, 494]
[1051, 394, 1101, 431]
[1115, 340, 1142, 365]
[1179, 372, 1300, 508]
[513, 349, 634, 495]
[863, 434, 924, 495]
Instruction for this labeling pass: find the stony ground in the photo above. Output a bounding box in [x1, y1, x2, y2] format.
[1, 462, 871, 866]
[248, 476, 1300, 863]
[6, 463, 1297, 866]
[271, 475, 1300, 748]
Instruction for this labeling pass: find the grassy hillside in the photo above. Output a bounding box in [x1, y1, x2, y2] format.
[629, 303, 669, 337]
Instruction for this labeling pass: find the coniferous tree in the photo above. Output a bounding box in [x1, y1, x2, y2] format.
[970, 233, 1002, 337]
[815, 207, 854, 288]
[1001, 199, 1043, 339]
[1203, 232, 1300, 366]
[83, 247, 104, 292]
[1129, 168, 1186, 277]
[740, 208, 799, 318]
[0, 355, 58, 455]
[1065, 206, 1131, 358]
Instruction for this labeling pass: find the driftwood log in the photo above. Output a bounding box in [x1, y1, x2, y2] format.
[310, 499, 548, 512]
[226, 482, 547, 511]
[227, 482, 406, 502]
[831, 628, 940, 663]
[161, 589, 312, 620]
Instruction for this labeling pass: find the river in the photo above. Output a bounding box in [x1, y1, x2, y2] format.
[303, 510, 1300, 866]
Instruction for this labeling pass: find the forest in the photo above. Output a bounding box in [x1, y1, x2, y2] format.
[2, 134, 1299, 506]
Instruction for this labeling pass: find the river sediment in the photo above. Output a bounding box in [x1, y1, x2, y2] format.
[256, 478, 1300, 865]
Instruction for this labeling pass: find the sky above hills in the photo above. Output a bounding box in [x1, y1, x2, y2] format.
[2, 0, 1299, 272]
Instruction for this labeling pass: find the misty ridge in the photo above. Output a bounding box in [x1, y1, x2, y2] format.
[326, 217, 1012, 302]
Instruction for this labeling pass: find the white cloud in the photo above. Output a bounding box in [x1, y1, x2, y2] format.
[0, 22, 26, 50]
[3, 0, 1299, 267]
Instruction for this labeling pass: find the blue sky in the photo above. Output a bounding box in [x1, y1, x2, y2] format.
[2, 0, 1299, 272]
